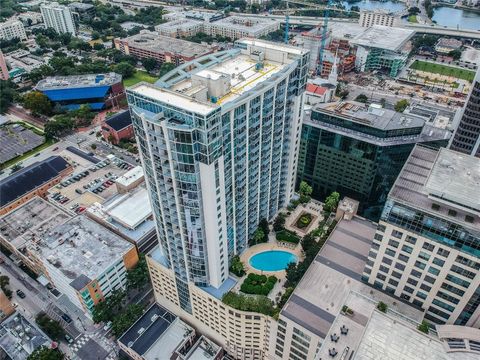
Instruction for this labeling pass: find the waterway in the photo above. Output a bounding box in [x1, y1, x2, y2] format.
[341, 0, 406, 13]
[432, 7, 480, 31]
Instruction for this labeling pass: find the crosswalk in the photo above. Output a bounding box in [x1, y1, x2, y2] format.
[69, 331, 117, 360]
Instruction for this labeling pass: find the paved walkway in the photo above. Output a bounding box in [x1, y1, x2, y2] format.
[284, 200, 324, 235]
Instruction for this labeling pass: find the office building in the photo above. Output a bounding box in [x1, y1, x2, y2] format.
[129, 39, 308, 358]
[450, 68, 480, 157]
[114, 31, 215, 65]
[68, 2, 95, 20]
[0, 20, 27, 41]
[0, 312, 52, 360]
[29, 216, 138, 316]
[352, 25, 414, 77]
[0, 156, 72, 216]
[40, 2, 76, 35]
[363, 145, 480, 327]
[0, 50, 8, 80]
[36, 73, 125, 110]
[359, 10, 396, 27]
[296, 101, 451, 221]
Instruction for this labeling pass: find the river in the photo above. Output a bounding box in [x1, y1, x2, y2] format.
[432, 7, 480, 31]
[341, 0, 406, 13]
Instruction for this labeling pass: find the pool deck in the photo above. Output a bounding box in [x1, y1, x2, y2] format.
[240, 242, 304, 280]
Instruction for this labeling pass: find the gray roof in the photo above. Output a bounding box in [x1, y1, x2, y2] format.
[389, 145, 480, 229]
[351, 25, 415, 52]
[36, 73, 122, 91]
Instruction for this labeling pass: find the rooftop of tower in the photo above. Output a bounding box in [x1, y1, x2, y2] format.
[128, 39, 308, 116]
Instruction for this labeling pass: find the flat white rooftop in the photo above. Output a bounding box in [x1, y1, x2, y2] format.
[115, 166, 144, 187]
[425, 147, 480, 212]
[351, 25, 415, 52]
[107, 188, 151, 229]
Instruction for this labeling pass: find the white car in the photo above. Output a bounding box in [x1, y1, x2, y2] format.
[103, 321, 112, 331]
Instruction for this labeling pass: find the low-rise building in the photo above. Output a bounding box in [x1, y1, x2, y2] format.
[5, 49, 46, 73]
[114, 166, 144, 193]
[0, 312, 52, 360]
[163, 10, 224, 23]
[0, 291, 14, 321]
[0, 156, 72, 216]
[204, 16, 279, 40]
[101, 110, 133, 144]
[351, 25, 415, 77]
[17, 12, 44, 26]
[29, 216, 138, 316]
[68, 2, 95, 20]
[87, 186, 158, 253]
[114, 31, 215, 65]
[435, 37, 463, 54]
[0, 20, 27, 41]
[359, 9, 396, 27]
[155, 18, 204, 38]
[35, 73, 125, 110]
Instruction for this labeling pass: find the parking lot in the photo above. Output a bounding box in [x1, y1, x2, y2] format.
[48, 156, 134, 211]
[0, 124, 44, 164]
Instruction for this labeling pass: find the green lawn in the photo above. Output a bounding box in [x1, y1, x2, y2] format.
[410, 60, 476, 82]
[408, 15, 418, 23]
[123, 71, 158, 87]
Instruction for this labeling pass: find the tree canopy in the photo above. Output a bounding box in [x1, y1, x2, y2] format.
[23, 92, 52, 116]
[27, 347, 64, 360]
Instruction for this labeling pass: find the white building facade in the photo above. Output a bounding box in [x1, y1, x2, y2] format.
[127, 39, 309, 311]
[0, 20, 27, 41]
[359, 10, 395, 27]
[40, 2, 77, 35]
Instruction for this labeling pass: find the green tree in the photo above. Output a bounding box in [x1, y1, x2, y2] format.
[0, 275, 11, 299]
[142, 58, 157, 73]
[113, 62, 135, 78]
[23, 91, 52, 116]
[27, 346, 64, 360]
[229, 255, 245, 277]
[28, 65, 55, 84]
[273, 213, 286, 232]
[0, 80, 16, 114]
[299, 180, 313, 203]
[252, 228, 265, 245]
[44, 115, 75, 139]
[448, 49, 462, 60]
[35, 313, 64, 341]
[323, 191, 340, 213]
[417, 320, 430, 333]
[376, 301, 388, 313]
[159, 62, 175, 77]
[126, 254, 150, 290]
[92, 289, 126, 324]
[354, 94, 368, 103]
[394, 99, 409, 113]
[111, 304, 144, 337]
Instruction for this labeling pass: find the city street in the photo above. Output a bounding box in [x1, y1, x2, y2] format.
[0, 255, 117, 360]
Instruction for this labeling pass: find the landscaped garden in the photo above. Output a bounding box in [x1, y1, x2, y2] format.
[276, 229, 300, 244]
[296, 212, 313, 229]
[240, 273, 277, 296]
[410, 60, 476, 82]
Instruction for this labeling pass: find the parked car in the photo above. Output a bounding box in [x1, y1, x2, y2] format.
[103, 321, 112, 331]
[61, 313, 72, 323]
[64, 334, 74, 344]
[16, 290, 26, 299]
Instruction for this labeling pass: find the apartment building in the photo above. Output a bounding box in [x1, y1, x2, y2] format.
[363, 145, 480, 328]
[40, 2, 76, 35]
[114, 31, 214, 65]
[0, 20, 27, 41]
[359, 10, 396, 27]
[204, 16, 279, 40]
[128, 39, 309, 358]
[155, 18, 204, 38]
[450, 67, 480, 157]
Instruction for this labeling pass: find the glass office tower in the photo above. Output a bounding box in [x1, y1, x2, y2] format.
[127, 39, 309, 311]
[296, 102, 450, 221]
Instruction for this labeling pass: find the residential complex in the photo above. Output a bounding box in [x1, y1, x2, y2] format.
[363, 145, 480, 327]
[155, 18, 204, 38]
[114, 31, 215, 65]
[40, 2, 77, 35]
[358, 10, 396, 28]
[450, 68, 480, 157]
[35, 73, 125, 110]
[352, 25, 414, 77]
[0, 20, 27, 41]
[0, 156, 72, 216]
[296, 101, 451, 221]
[128, 39, 308, 358]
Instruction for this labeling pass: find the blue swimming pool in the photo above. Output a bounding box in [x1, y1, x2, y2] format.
[249, 250, 298, 272]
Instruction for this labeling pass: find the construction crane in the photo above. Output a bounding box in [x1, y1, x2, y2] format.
[317, 0, 334, 77]
[285, 0, 289, 44]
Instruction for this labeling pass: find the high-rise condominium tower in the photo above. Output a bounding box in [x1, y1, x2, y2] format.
[450, 68, 480, 157]
[127, 40, 309, 310]
[40, 2, 76, 36]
